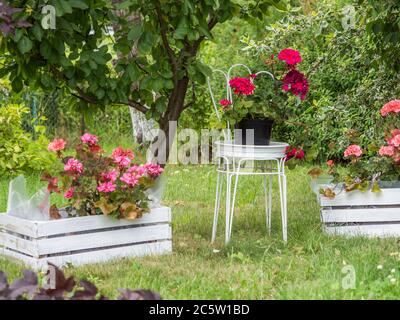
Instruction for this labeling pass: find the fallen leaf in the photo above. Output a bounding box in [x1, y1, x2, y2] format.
[308, 167, 324, 179]
[49, 205, 61, 220]
[94, 197, 118, 215]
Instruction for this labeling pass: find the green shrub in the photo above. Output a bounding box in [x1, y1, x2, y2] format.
[0, 104, 55, 176]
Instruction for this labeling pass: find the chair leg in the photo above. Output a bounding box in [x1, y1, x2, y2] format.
[263, 175, 269, 232]
[282, 174, 288, 242]
[212, 172, 223, 243]
[228, 172, 239, 240]
[225, 173, 232, 245]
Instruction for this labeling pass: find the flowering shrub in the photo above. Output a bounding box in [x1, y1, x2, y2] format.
[309, 100, 400, 198]
[219, 48, 309, 124]
[0, 104, 56, 176]
[42, 134, 163, 219]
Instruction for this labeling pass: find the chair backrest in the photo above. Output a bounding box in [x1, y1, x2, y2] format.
[207, 64, 274, 141]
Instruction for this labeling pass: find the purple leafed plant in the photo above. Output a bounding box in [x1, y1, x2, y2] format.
[0, 1, 31, 36]
[0, 263, 161, 300]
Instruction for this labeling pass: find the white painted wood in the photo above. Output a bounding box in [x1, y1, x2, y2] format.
[1, 240, 172, 271]
[0, 207, 172, 268]
[35, 207, 171, 238]
[325, 224, 400, 237]
[321, 208, 400, 223]
[0, 214, 38, 238]
[319, 188, 400, 207]
[0, 232, 38, 257]
[36, 224, 171, 256]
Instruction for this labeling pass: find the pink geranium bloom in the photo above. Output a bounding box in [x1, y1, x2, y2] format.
[344, 145, 362, 158]
[112, 146, 135, 167]
[392, 135, 400, 147]
[120, 172, 139, 187]
[229, 77, 256, 95]
[81, 133, 98, 145]
[143, 163, 164, 177]
[295, 149, 305, 160]
[64, 158, 84, 174]
[282, 69, 309, 100]
[48, 138, 66, 152]
[64, 187, 75, 199]
[219, 99, 232, 107]
[97, 181, 116, 193]
[327, 160, 334, 167]
[278, 48, 302, 65]
[380, 100, 400, 117]
[101, 169, 119, 182]
[379, 146, 395, 157]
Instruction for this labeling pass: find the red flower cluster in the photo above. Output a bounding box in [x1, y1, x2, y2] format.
[380, 100, 400, 117]
[282, 69, 309, 100]
[278, 48, 302, 66]
[229, 77, 256, 96]
[284, 146, 305, 162]
[219, 99, 232, 110]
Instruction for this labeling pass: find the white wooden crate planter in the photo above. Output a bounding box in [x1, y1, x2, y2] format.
[0, 207, 172, 270]
[318, 187, 400, 237]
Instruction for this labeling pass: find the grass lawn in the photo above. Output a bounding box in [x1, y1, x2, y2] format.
[1, 165, 400, 299]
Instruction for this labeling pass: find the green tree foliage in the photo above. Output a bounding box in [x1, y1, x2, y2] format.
[0, 0, 284, 161]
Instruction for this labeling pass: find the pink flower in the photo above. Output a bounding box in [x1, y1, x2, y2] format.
[64, 187, 75, 199]
[219, 99, 232, 107]
[282, 69, 309, 100]
[81, 133, 98, 145]
[379, 146, 395, 157]
[229, 77, 256, 95]
[278, 48, 302, 65]
[101, 169, 119, 182]
[327, 160, 334, 167]
[380, 100, 400, 117]
[128, 165, 147, 177]
[295, 149, 305, 160]
[392, 135, 400, 147]
[48, 138, 66, 152]
[143, 163, 164, 177]
[112, 147, 134, 167]
[97, 181, 116, 193]
[344, 145, 362, 158]
[120, 172, 139, 187]
[64, 158, 84, 174]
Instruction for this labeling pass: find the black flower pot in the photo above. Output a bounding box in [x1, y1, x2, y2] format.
[234, 118, 274, 145]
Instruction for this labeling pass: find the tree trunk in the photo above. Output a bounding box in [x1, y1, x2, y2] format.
[150, 76, 190, 166]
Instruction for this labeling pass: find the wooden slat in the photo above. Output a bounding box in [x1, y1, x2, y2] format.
[321, 208, 400, 223]
[0, 214, 38, 238]
[37, 240, 172, 270]
[36, 224, 171, 256]
[319, 189, 400, 207]
[0, 233, 39, 257]
[1, 241, 172, 271]
[35, 207, 171, 238]
[325, 224, 400, 237]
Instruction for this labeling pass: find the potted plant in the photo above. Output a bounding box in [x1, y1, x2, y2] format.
[43, 133, 164, 219]
[0, 134, 172, 269]
[218, 48, 309, 145]
[309, 100, 400, 237]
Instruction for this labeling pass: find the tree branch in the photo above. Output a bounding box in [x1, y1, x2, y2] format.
[123, 100, 149, 113]
[183, 82, 196, 110]
[155, 3, 177, 77]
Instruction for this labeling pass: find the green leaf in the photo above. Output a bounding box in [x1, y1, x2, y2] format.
[174, 17, 189, 40]
[127, 23, 143, 41]
[115, 0, 133, 10]
[18, 36, 33, 54]
[69, 0, 89, 9]
[32, 25, 43, 41]
[371, 181, 381, 193]
[138, 31, 155, 54]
